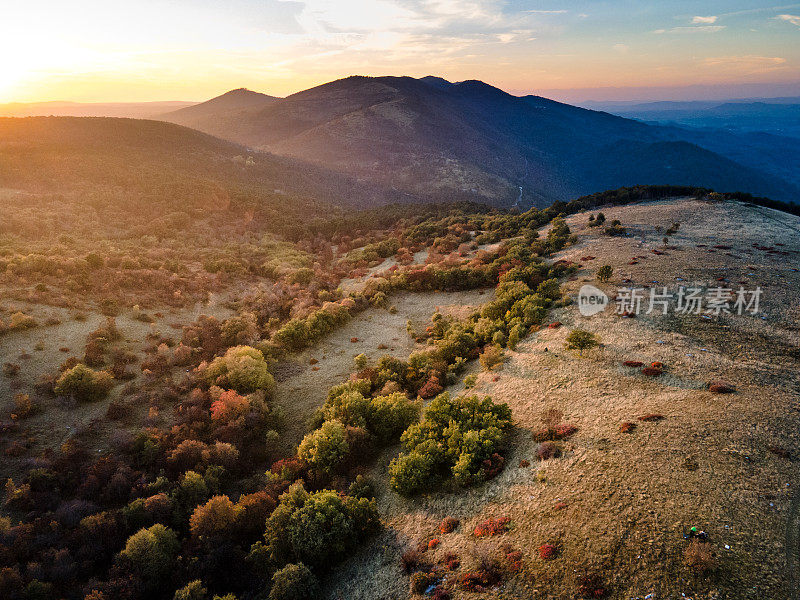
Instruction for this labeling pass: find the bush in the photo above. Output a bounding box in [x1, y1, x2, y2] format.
[118, 524, 180, 591]
[174, 580, 207, 600]
[263, 485, 380, 567]
[390, 393, 512, 494]
[479, 345, 505, 371]
[54, 364, 114, 402]
[439, 516, 459, 534]
[473, 517, 510, 537]
[596, 265, 613, 282]
[268, 563, 319, 600]
[204, 346, 274, 395]
[9, 311, 36, 330]
[297, 420, 349, 474]
[565, 330, 599, 356]
[605, 219, 626, 236]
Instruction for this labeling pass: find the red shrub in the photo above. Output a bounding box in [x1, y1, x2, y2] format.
[270, 456, 305, 480]
[350, 337, 359, 343]
[460, 561, 502, 592]
[622, 360, 643, 367]
[637, 414, 664, 422]
[210, 389, 250, 421]
[481, 452, 505, 479]
[577, 573, 608, 598]
[554, 501, 568, 510]
[619, 421, 637, 433]
[441, 552, 460, 570]
[641, 367, 662, 377]
[536, 441, 561, 461]
[439, 516, 459, 534]
[474, 517, 510, 537]
[418, 375, 444, 399]
[506, 549, 523, 572]
[547, 322, 562, 329]
[432, 588, 451, 600]
[428, 538, 440, 549]
[519, 459, 530, 468]
[538, 543, 559, 560]
[555, 424, 578, 439]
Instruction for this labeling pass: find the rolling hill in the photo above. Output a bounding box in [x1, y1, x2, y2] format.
[0, 116, 400, 226]
[162, 88, 279, 133]
[160, 76, 800, 207]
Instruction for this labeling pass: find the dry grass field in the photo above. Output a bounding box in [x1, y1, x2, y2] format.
[325, 198, 800, 600]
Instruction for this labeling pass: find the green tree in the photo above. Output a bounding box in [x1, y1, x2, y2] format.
[204, 346, 274, 395]
[54, 363, 114, 402]
[596, 265, 613, 283]
[565, 329, 600, 356]
[268, 563, 319, 600]
[174, 580, 207, 600]
[297, 420, 349, 474]
[118, 524, 180, 591]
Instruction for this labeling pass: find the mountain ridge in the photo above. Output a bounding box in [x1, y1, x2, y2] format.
[159, 75, 799, 207]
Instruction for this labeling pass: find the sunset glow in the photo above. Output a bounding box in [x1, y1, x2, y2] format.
[2, 0, 800, 103]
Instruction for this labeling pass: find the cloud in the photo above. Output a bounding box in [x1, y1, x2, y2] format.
[701, 55, 787, 74]
[777, 13, 800, 26]
[654, 25, 726, 34]
[612, 43, 629, 53]
[692, 15, 718, 24]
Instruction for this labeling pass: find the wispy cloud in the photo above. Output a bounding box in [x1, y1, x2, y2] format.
[654, 25, 725, 34]
[692, 15, 718, 24]
[776, 13, 800, 26]
[701, 55, 787, 74]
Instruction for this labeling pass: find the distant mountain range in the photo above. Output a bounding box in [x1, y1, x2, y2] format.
[0, 100, 195, 119]
[159, 76, 800, 207]
[2, 77, 798, 208]
[588, 97, 800, 139]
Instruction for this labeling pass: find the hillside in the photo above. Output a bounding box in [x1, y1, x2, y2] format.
[160, 76, 800, 207]
[0, 116, 400, 234]
[324, 196, 800, 599]
[1, 185, 799, 599]
[161, 88, 279, 132]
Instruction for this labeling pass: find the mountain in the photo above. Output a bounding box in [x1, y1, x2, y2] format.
[0, 100, 197, 118]
[592, 98, 800, 138]
[160, 88, 279, 136]
[0, 117, 401, 231]
[160, 76, 799, 207]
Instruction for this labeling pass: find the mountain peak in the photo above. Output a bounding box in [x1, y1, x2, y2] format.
[419, 76, 453, 90]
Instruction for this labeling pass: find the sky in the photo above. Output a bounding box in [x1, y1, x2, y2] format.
[1, 0, 799, 104]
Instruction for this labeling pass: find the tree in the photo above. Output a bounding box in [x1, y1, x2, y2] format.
[118, 524, 179, 591]
[174, 580, 207, 600]
[190, 495, 240, 538]
[204, 346, 274, 395]
[263, 485, 380, 567]
[596, 265, 613, 283]
[268, 563, 319, 600]
[565, 329, 599, 356]
[54, 364, 114, 402]
[297, 420, 349, 474]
